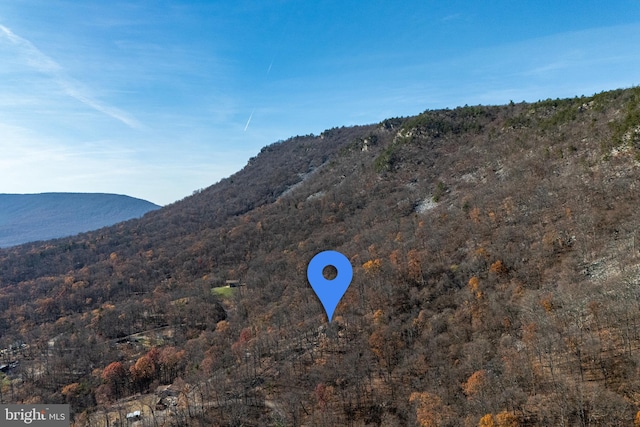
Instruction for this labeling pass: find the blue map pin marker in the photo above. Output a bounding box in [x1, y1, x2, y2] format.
[307, 250, 353, 322]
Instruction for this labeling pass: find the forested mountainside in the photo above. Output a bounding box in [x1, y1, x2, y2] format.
[0, 193, 160, 248]
[1, 87, 640, 426]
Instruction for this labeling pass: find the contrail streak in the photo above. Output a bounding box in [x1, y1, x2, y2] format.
[244, 109, 255, 132]
[0, 24, 142, 129]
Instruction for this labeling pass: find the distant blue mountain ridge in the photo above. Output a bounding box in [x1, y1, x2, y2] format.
[0, 193, 161, 248]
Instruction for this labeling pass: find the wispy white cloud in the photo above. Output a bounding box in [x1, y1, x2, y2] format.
[0, 24, 142, 129]
[0, 24, 60, 73]
[441, 13, 462, 22]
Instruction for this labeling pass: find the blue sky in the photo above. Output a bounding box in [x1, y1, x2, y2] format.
[1, 1, 639, 205]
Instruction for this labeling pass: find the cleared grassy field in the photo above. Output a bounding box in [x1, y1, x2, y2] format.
[211, 286, 235, 298]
